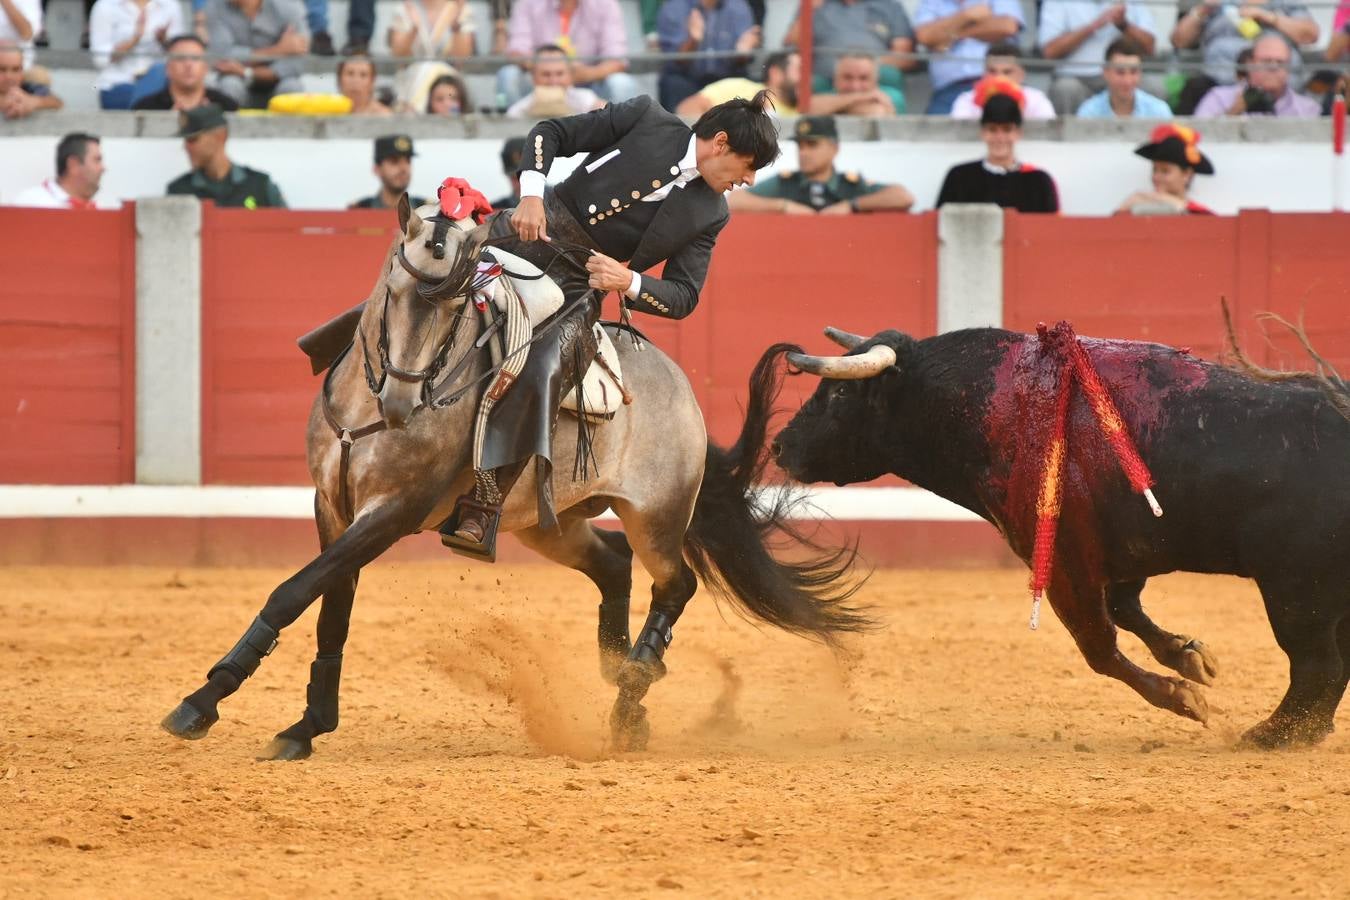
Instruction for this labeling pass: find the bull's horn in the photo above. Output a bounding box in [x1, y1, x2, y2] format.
[824, 327, 867, 350]
[787, 344, 897, 380]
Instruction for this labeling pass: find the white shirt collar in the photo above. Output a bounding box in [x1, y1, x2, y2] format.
[44, 179, 73, 203]
[677, 135, 699, 181]
[982, 159, 1022, 175]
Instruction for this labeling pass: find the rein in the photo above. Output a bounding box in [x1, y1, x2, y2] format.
[319, 214, 600, 521]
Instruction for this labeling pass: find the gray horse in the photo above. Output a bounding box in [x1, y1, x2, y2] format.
[161, 196, 869, 758]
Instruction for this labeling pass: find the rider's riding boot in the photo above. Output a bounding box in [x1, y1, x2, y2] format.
[440, 462, 525, 562]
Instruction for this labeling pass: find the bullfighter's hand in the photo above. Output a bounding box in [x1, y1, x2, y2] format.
[512, 196, 550, 242]
[585, 253, 633, 293]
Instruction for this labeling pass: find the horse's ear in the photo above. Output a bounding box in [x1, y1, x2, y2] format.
[397, 193, 422, 241]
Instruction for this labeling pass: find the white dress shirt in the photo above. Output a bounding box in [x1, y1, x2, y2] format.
[950, 85, 1058, 120]
[0, 0, 42, 68]
[11, 179, 100, 209]
[89, 0, 184, 91]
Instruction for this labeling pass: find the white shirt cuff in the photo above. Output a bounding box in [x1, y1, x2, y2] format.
[624, 270, 642, 299]
[519, 170, 546, 198]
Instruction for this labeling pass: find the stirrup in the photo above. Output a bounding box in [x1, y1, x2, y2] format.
[439, 495, 502, 563]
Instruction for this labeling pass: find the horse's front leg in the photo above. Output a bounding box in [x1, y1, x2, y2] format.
[161, 501, 412, 743]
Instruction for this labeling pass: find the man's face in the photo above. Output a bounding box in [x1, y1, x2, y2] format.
[533, 52, 572, 88]
[984, 55, 1025, 85]
[697, 133, 758, 193]
[0, 49, 22, 94]
[166, 42, 207, 91]
[185, 127, 226, 170]
[70, 142, 106, 195]
[765, 53, 801, 108]
[1248, 39, 1290, 96]
[375, 155, 412, 194]
[795, 137, 837, 177]
[339, 60, 376, 99]
[1151, 160, 1191, 197]
[1103, 53, 1141, 98]
[833, 57, 877, 93]
[981, 122, 1020, 158]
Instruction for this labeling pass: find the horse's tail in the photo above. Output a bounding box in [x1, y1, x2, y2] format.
[682, 343, 874, 644]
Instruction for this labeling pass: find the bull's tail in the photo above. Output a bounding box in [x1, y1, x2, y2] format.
[682, 344, 873, 643]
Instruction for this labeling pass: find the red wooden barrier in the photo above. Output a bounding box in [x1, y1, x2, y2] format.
[199, 210, 940, 484]
[0, 206, 135, 483]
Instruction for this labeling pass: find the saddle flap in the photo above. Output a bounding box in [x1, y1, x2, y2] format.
[481, 246, 564, 326]
[561, 323, 625, 418]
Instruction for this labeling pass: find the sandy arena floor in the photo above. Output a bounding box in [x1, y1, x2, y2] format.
[3, 562, 1350, 898]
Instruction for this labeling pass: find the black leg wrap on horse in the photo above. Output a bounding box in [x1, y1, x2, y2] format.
[302, 653, 343, 735]
[598, 599, 632, 655]
[629, 610, 675, 681]
[206, 615, 280, 684]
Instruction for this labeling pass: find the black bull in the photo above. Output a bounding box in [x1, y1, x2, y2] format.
[766, 326, 1350, 749]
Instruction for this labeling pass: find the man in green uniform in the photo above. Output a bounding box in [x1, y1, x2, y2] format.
[349, 134, 427, 210]
[727, 115, 914, 214]
[166, 105, 287, 209]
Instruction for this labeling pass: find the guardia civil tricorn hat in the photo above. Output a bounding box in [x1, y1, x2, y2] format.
[1134, 124, 1215, 175]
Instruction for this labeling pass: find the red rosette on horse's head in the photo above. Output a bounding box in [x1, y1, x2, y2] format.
[437, 177, 495, 224]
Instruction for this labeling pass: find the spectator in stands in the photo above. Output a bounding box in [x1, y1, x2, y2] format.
[12, 133, 104, 208]
[915, 0, 1023, 114]
[728, 115, 914, 214]
[89, 0, 182, 108]
[0, 39, 61, 117]
[338, 54, 391, 115]
[936, 79, 1059, 212]
[675, 48, 799, 117]
[206, 0, 308, 109]
[350, 135, 427, 209]
[133, 34, 239, 110]
[808, 52, 898, 116]
[506, 43, 605, 117]
[166, 104, 287, 208]
[789, 0, 917, 106]
[1076, 37, 1172, 116]
[490, 136, 526, 209]
[1326, 0, 1349, 61]
[1170, 0, 1318, 115]
[0, 0, 39, 68]
[425, 71, 471, 114]
[656, 0, 759, 112]
[1038, 0, 1157, 114]
[388, 0, 474, 59]
[499, 0, 638, 105]
[303, 0, 331, 56]
[1117, 123, 1216, 214]
[1194, 32, 1319, 116]
[951, 44, 1055, 119]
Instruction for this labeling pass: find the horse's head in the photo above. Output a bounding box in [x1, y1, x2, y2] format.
[372, 193, 484, 428]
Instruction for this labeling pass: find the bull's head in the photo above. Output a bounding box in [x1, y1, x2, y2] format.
[772, 327, 909, 486]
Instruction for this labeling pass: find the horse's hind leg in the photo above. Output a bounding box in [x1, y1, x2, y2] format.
[1242, 576, 1345, 748]
[1108, 579, 1220, 686]
[516, 515, 634, 683]
[161, 501, 412, 743]
[607, 497, 699, 752]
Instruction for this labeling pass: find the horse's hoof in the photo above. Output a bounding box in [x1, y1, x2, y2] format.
[1176, 638, 1219, 686]
[599, 648, 628, 685]
[609, 698, 650, 752]
[1166, 678, 1209, 725]
[1240, 717, 1332, 750]
[258, 736, 313, 762]
[161, 700, 218, 741]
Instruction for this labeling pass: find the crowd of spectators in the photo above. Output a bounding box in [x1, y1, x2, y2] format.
[2, 0, 1346, 119]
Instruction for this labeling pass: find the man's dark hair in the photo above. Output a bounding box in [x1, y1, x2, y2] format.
[534, 43, 568, 61]
[761, 50, 792, 82]
[56, 132, 99, 177]
[1104, 37, 1145, 61]
[500, 136, 526, 173]
[985, 42, 1021, 60]
[337, 54, 376, 79]
[166, 33, 206, 53]
[691, 89, 780, 170]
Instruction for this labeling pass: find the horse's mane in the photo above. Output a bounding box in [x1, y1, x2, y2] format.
[1220, 297, 1350, 423]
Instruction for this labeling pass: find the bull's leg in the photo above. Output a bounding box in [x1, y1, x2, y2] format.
[1108, 579, 1220, 686]
[1242, 577, 1345, 749]
[1047, 562, 1209, 725]
[515, 516, 635, 683]
[161, 503, 413, 743]
[607, 498, 699, 752]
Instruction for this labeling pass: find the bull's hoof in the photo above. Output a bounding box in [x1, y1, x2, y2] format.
[258, 735, 313, 762]
[161, 700, 218, 741]
[610, 700, 650, 752]
[1166, 678, 1209, 725]
[1240, 717, 1333, 750]
[1175, 638, 1220, 686]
